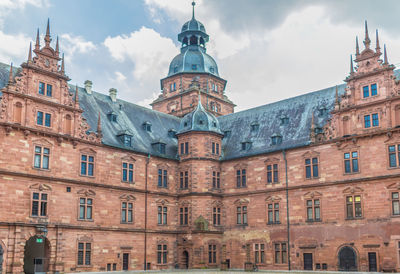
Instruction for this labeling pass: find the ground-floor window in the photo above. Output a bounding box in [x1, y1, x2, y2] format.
[77, 242, 91, 266]
[274, 242, 287, 264]
[254, 243, 265, 264]
[157, 244, 167, 264]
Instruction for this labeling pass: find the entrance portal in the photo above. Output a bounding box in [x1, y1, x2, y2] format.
[0, 245, 3, 272]
[24, 236, 50, 274]
[338, 246, 357, 271]
[182, 250, 189, 269]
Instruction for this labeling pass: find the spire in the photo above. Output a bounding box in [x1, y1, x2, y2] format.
[61, 53, 65, 73]
[75, 84, 79, 105]
[356, 36, 360, 56]
[28, 42, 32, 63]
[35, 28, 40, 50]
[384, 44, 388, 64]
[44, 18, 51, 47]
[55, 36, 59, 55]
[350, 54, 354, 74]
[335, 86, 340, 106]
[97, 112, 102, 134]
[192, 1, 196, 19]
[363, 20, 371, 49]
[375, 29, 380, 53]
[8, 63, 13, 85]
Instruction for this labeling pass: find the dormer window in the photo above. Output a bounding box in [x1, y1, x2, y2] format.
[314, 127, 323, 134]
[224, 130, 231, 138]
[318, 107, 327, 117]
[142, 122, 152, 132]
[271, 134, 282, 145]
[174, 66, 178, 73]
[168, 129, 176, 138]
[192, 64, 197, 70]
[281, 117, 289, 125]
[184, 122, 188, 127]
[199, 120, 204, 125]
[117, 130, 133, 147]
[108, 112, 117, 122]
[210, 67, 214, 73]
[250, 123, 259, 132]
[152, 142, 166, 154]
[241, 141, 252, 151]
[212, 122, 217, 127]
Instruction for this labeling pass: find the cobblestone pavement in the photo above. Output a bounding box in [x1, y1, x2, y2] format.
[71, 270, 381, 274]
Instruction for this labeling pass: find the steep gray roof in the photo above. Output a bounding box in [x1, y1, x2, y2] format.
[2, 61, 398, 161]
[70, 85, 180, 159]
[218, 85, 347, 160]
[0, 62, 22, 99]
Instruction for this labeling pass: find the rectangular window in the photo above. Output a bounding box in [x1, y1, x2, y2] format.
[180, 171, 189, 189]
[372, 113, 379, 127]
[180, 143, 184, 155]
[212, 171, 220, 189]
[81, 155, 94, 176]
[179, 207, 188, 225]
[371, 83, 377, 96]
[216, 143, 219, 155]
[364, 115, 371, 128]
[306, 199, 320, 221]
[185, 142, 189, 154]
[363, 85, 369, 98]
[157, 244, 167, 264]
[157, 169, 168, 188]
[121, 202, 133, 223]
[31, 192, 47, 217]
[44, 113, 51, 127]
[392, 192, 399, 215]
[37, 111, 43, 125]
[122, 162, 134, 182]
[344, 152, 359, 174]
[157, 206, 167, 225]
[305, 157, 318, 179]
[268, 203, 279, 224]
[237, 206, 247, 225]
[274, 243, 287, 264]
[212, 142, 215, 154]
[77, 242, 91, 266]
[267, 164, 279, 183]
[213, 207, 221, 226]
[46, 84, 52, 97]
[79, 197, 93, 220]
[38, 82, 45, 95]
[346, 195, 362, 219]
[34, 146, 50, 169]
[208, 244, 217, 264]
[389, 145, 398, 167]
[254, 244, 265, 264]
[236, 169, 247, 188]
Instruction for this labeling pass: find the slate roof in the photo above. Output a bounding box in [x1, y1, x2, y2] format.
[2, 61, 399, 161]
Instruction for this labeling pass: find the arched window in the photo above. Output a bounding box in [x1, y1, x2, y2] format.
[14, 102, 23, 124]
[65, 114, 72, 135]
[183, 37, 188, 47]
[190, 35, 198, 45]
[199, 37, 205, 47]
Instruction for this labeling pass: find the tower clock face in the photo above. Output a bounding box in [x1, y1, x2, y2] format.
[45, 59, 50, 67]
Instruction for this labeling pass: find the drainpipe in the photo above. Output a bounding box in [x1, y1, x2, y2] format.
[144, 154, 150, 270]
[283, 150, 291, 270]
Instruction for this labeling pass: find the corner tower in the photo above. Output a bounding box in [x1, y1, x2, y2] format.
[151, 1, 235, 117]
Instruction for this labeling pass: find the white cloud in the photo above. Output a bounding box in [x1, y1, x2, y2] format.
[115, 71, 126, 82]
[0, 31, 30, 64]
[104, 26, 178, 86]
[60, 33, 96, 62]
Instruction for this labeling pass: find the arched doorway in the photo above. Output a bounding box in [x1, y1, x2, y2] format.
[338, 246, 357, 271]
[24, 236, 50, 274]
[182, 250, 189, 269]
[0, 244, 3, 273]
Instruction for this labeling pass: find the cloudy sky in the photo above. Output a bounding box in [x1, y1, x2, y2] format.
[2, 0, 400, 111]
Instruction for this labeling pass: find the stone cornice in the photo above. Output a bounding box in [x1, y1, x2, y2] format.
[21, 62, 70, 81]
[332, 95, 400, 114]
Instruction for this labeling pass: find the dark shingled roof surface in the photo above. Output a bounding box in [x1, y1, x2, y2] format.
[2, 62, 399, 161]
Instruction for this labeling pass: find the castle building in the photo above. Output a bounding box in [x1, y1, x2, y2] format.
[0, 4, 400, 273]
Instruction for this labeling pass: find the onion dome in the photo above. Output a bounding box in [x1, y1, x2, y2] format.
[178, 94, 222, 135]
[167, 1, 219, 77]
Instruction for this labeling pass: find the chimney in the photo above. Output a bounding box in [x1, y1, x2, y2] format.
[109, 88, 117, 102]
[84, 80, 93, 94]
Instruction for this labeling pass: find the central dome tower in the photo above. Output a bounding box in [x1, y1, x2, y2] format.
[151, 1, 235, 117]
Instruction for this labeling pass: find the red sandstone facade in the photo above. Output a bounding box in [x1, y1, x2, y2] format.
[0, 15, 400, 274]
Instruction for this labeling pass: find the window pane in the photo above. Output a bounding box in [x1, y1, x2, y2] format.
[393, 201, 400, 215]
[352, 159, 359, 172]
[315, 207, 320, 220]
[87, 206, 92, 219]
[122, 169, 127, 181]
[81, 162, 86, 175]
[88, 163, 94, 176]
[393, 192, 399, 199]
[371, 83, 377, 96]
[89, 156, 94, 162]
[344, 160, 351, 173]
[45, 113, 51, 127]
[390, 152, 397, 167]
[39, 82, 45, 95]
[46, 84, 52, 96]
[32, 201, 39, 216]
[79, 205, 85, 219]
[42, 155, 49, 169]
[37, 111, 43, 125]
[363, 86, 369, 98]
[305, 166, 311, 178]
[34, 154, 41, 168]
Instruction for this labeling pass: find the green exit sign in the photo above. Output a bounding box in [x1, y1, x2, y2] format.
[36, 238, 43, 243]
